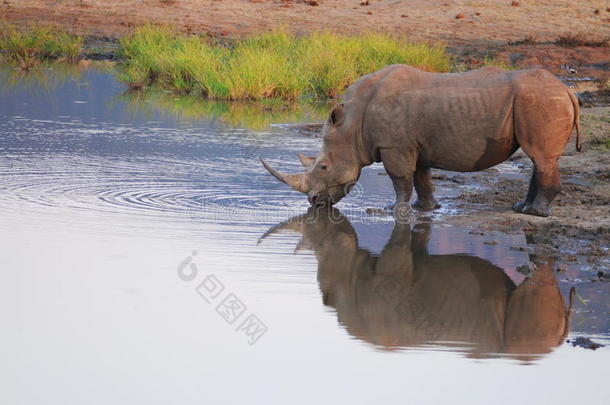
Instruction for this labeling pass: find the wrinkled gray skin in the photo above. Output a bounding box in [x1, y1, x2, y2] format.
[261, 65, 581, 216]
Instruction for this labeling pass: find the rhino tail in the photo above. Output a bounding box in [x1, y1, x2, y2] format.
[568, 91, 582, 152]
[563, 286, 576, 338]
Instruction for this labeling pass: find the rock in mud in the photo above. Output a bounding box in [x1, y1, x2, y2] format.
[567, 337, 605, 350]
[516, 264, 532, 275]
[598, 270, 610, 281]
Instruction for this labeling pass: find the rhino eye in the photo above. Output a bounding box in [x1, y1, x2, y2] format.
[320, 164, 328, 170]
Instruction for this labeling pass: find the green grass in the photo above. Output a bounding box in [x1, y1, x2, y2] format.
[480, 56, 516, 70]
[118, 25, 451, 100]
[451, 55, 517, 73]
[0, 25, 84, 69]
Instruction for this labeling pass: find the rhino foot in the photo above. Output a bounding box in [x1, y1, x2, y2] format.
[514, 201, 551, 217]
[512, 201, 527, 213]
[412, 199, 441, 211]
[521, 204, 551, 217]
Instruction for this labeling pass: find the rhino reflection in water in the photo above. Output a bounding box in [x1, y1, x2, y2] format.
[262, 209, 573, 359]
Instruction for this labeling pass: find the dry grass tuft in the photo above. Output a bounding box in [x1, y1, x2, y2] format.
[0, 24, 84, 69]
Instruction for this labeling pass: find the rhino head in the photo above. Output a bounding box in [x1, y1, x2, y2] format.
[261, 104, 362, 206]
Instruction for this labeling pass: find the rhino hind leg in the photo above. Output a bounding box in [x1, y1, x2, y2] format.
[512, 167, 538, 213]
[515, 159, 561, 217]
[512, 89, 574, 217]
[412, 166, 441, 211]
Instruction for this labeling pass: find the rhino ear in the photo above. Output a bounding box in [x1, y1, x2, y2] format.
[330, 103, 345, 127]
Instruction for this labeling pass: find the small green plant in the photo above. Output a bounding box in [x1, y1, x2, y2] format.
[54, 31, 84, 63]
[118, 26, 452, 100]
[481, 56, 516, 70]
[0, 25, 84, 69]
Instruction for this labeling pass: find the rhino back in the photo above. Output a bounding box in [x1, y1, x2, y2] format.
[359, 66, 566, 172]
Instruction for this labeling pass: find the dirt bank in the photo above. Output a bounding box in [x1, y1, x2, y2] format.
[3, 1, 609, 45]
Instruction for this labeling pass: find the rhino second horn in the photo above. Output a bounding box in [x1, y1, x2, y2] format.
[260, 157, 311, 194]
[297, 153, 316, 169]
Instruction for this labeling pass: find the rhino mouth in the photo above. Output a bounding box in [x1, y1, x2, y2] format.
[308, 182, 355, 207]
[308, 193, 335, 207]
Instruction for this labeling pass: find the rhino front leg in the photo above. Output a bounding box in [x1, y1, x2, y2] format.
[380, 149, 416, 221]
[387, 174, 414, 223]
[387, 174, 414, 208]
[412, 166, 441, 211]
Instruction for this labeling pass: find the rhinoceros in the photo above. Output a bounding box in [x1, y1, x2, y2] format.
[261, 65, 581, 217]
[260, 208, 574, 358]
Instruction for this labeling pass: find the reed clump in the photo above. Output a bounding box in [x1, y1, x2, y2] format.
[0, 25, 84, 69]
[119, 25, 451, 100]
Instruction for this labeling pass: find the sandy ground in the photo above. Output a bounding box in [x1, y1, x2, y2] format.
[2, 0, 609, 45]
[4, 1, 609, 92]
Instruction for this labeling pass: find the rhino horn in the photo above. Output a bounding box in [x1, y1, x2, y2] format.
[260, 157, 311, 194]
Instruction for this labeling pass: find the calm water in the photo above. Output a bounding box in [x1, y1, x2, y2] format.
[1, 66, 609, 404]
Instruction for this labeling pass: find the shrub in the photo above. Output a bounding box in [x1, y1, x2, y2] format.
[0, 25, 84, 69]
[118, 25, 452, 100]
